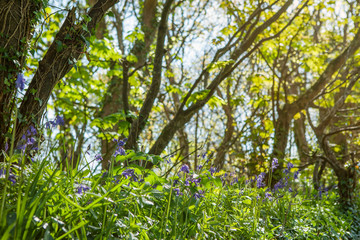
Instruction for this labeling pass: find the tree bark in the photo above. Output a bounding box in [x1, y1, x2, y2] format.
[125, 0, 174, 151]
[0, 0, 41, 152]
[13, 0, 118, 149]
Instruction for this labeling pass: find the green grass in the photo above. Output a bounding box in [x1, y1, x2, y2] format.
[0, 149, 359, 239]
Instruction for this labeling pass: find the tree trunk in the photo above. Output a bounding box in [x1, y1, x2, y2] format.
[11, 0, 118, 150]
[0, 0, 41, 153]
[336, 167, 356, 209]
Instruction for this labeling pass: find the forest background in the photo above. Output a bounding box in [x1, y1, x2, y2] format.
[1, 0, 360, 238]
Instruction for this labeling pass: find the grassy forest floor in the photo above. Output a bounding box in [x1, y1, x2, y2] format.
[1, 148, 360, 239]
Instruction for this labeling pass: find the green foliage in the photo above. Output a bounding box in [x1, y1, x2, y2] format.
[1, 146, 359, 239]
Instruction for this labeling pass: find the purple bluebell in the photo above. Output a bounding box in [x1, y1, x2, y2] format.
[122, 169, 138, 182]
[113, 146, 125, 157]
[184, 180, 190, 186]
[194, 190, 204, 200]
[113, 138, 126, 147]
[174, 188, 183, 196]
[191, 177, 201, 186]
[5, 142, 8, 152]
[271, 158, 279, 172]
[0, 168, 16, 184]
[230, 177, 238, 185]
[30, 125, 37, 135]
[287, 162, 294, 170]
[294, 170, 299, 180]
[45, 121, 53, 129]
[77, 184, 90, 195]
[273, 179, 285, 192]
[95, 154, 103, 161]
[210, 167, 217, 176]
[27, 137, 36, 146]
[122, 169, 135, 179]
[55, 115, 65, 126]
[17, 144, 26, 153]
[256, 172, 266, 188]
[16, 73, 25, 90]
[265, 192, 272, 200]
[180, 164, 190, 173]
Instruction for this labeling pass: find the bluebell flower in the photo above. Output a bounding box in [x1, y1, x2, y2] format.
[77, 184, 90, 195]
[256, 172, 266, 188]
[294, 170, 299, 180]
[197, 165, 203, 171]
[194, 190, 204, 200]
[287, 162, 294, 170]
[0, 168, 16, 184]
[0, 168, 5, 177]
[273, 178, 285, 192]
[265, 192, 272, 200]
[113, 146, 125, 157]
[210, 167, 217, 176]
[191, 177, 201, 186]
[17, 144, 26, 153]
[27, 137, 36, 146]
[272, 158, 279, 172]
[122, 169, 135, 179]
[180, 164, 190, 173]
[55, 115, 65, 126]
[45, 121, 53, 129]
[184, 180, 190, 186]
[121, 169, 138, 182]
[230, 177, 238, 185]
[173, 179, 179, 186]
[113, 138, 126, 147]
[5, 142, 8, 152]
[16, 73, 25, 90]
[30, 125, 37, 135]
[95, 154, 103, 161]
[174, 188, 183, 196]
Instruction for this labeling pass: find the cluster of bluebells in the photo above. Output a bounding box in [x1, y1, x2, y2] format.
[0, 168, 16, 185]
[273, 161, 300, 195]
[209, 167, 218, 176]
[17, 125, 38, 154]
[315, 185, 332, 199]
[174, 164, 204, 200]
[220, 172, 239, 186]
[113, 138, 127, 157]
[256, 172, 266, 188]
[121, 168, 138, 182]
[45, 115, 65, 129]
